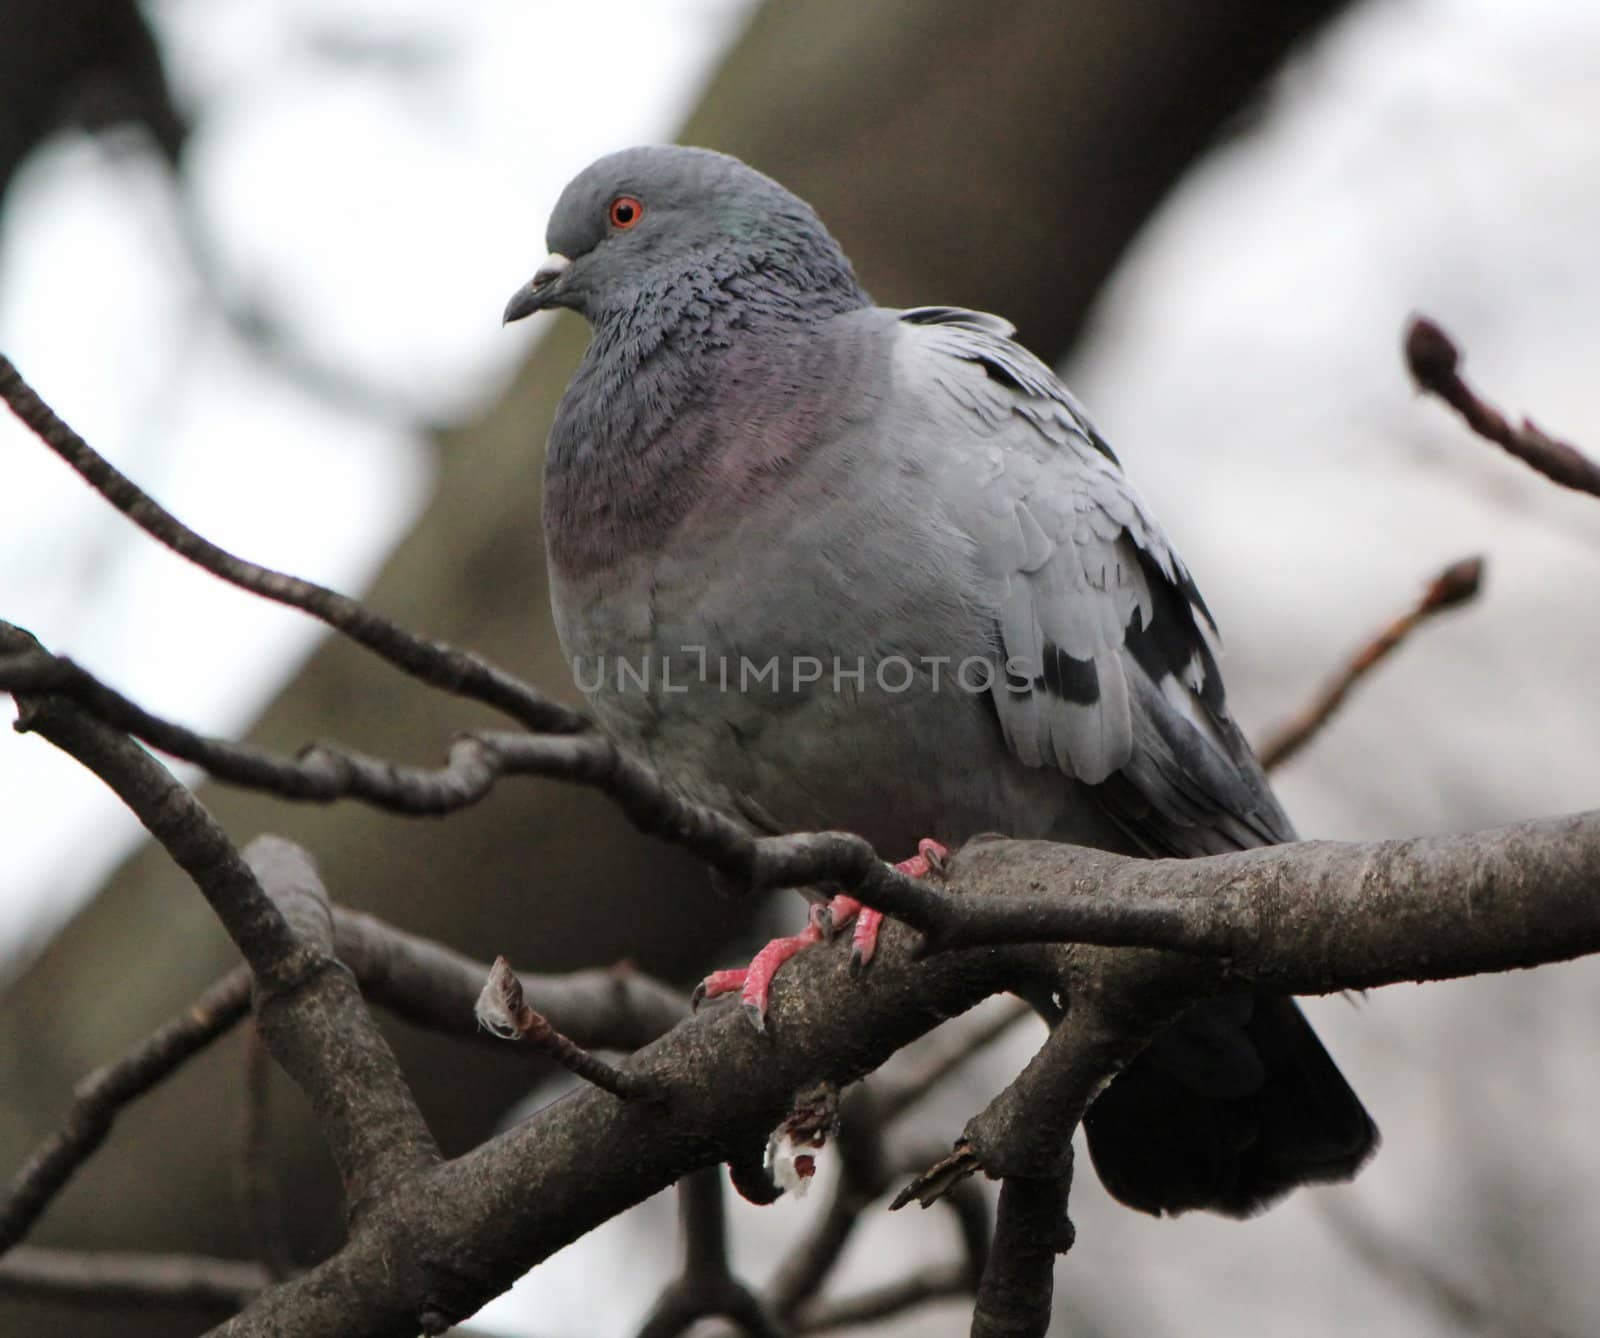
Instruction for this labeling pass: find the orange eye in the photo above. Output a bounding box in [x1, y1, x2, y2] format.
[608, 196, 643, 229]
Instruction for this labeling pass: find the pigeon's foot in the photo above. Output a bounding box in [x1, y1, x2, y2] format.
[692, 838, 950, 1033]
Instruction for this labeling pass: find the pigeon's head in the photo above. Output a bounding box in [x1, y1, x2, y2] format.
[503, 146, 863, 326]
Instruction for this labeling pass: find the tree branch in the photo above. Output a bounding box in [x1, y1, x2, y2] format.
[0, 622, 927, 912]
[901, 820, 1600, 990]
[970, 1173, 1072, 1338]
[1257, 555, 1484, 773]
[1406, 316, 1600, 499]
[331, 908, 687, 1052]
[476, 957, 663, 1102]
[238, 835, 440, 1215]
[0, 354, 583, 734]
[0, 968, 252, 1253]
[635, 1168, 782, 1338]
[3, 663, 438, 1219]
[0, 1246, 267, 1313]
[794, 1260, 972, 1334]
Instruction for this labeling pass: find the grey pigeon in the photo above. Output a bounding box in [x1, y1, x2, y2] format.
[504, 145, 1378, 1217]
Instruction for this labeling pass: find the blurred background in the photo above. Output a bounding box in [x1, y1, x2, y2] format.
[2, 0, 1599, 1334]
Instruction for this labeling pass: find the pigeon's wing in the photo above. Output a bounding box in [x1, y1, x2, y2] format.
[896, 306, 1291, 856]
[893, 311, 1376, 1220]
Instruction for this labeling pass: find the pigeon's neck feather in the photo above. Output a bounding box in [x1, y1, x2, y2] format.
[544, 267, 879, 579]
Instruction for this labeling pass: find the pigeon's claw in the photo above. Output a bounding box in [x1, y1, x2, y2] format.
[849, 904, 884, 973]
[691, 968, 749, 1010]
[852, 840, 945, 971]
[900, 838, 950, 880]
[734, 913, 827, 1033]
[694, 840, 950, 1031]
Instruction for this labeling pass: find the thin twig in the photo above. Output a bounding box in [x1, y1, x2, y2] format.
[766, 1090, 887, 1319]
[0, 623, 931, 918]
[1257, 555, 1484, 772]
[873, 999, 1034, 1126]
[769, 1090, 996, 1325]
[1319, 1198, 1575, 1338]
[476, 957, 662, 1102]
[0, 1245, 267, 1312]
[0, 967, 252, 1253]
[332, 907, 687, 1051]
[795, 1261, 972, 1334]
[1406, 316, 1600, 499]
[635, 1168, 783, 1338]
[0, 354, 583, 734]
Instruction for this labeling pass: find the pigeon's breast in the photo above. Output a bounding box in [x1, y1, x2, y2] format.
[548, 420, 1085, 853]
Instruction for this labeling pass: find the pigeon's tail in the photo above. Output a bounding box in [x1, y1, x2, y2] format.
[1082, 994, 1378, 1218]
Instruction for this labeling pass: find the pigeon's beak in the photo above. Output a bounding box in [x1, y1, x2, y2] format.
[502, 253, 572, 324]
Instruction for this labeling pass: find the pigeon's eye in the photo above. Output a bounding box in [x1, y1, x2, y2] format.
[608, 196, 643, 230]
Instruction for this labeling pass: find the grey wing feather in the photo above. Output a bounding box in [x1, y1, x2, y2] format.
[898, 306, 1292, 855]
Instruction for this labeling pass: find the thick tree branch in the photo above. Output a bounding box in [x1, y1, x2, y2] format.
[26, 611, 1597, 997]
[239, 836, 440, 1214]
[213, 926, 1025, 1336]
[903, 819, 1600, 989]
[206, 782, 1600, 1338]
[4, 665, 438, 1218]
[970, 1174, 1072, 1338]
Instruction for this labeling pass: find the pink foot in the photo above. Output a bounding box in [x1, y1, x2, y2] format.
[693, 839, 950, 1033]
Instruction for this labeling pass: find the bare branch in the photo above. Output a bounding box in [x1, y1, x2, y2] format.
[901, 821, 1600, 991]
[212, 925, 1024, 1336]
[0, 1245, 267, 1313]
[794, 1261, 972, 1333]
[160, 798, 1600, 1338]
[1257, 555, 1485, 773]
[0, 624, 929, 913]
[1319, 1199, 1576, 1338]
[771, 1095, 994, 1327]
[971, 1173, 1073, 1338]
[0, 666, 437, 1218]
[0, 903, 680, 1265]
[635, 1168, 782, 1338]
[241, 836, 439, 1213]
[234, 1028, 294, 1281]
[0, 355, 582, 734]
[332, 908, 687, 1051]
[872, 999, 1034, 1126]
[1406, 316, 1600, 499]
[6, 656, 303, 978]
[476, 957, 662, 1102]
[0, 968, 251, 1253]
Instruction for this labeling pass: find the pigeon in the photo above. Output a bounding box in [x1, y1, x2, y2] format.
[503, 145, 1378, 1217]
